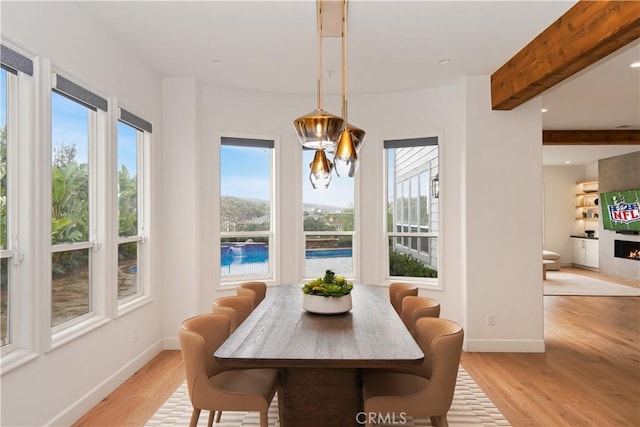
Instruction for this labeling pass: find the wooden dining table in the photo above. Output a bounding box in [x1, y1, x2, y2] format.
[214, 284, 424, 427]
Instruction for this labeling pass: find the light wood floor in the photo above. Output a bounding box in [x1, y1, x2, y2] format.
[73, 268, 639, 427]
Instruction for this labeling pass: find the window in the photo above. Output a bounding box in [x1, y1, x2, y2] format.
[220, 137, 274, 280]
[385, 137, 439, 281]
[302, 149, 355, 278]
[1, 68, 11, 347]
[116, 109, 151, 304]
[1, 45, 33, 353]
[50, 75, 107, 330]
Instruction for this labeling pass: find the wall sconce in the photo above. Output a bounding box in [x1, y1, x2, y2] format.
[431, 173, 439, 199]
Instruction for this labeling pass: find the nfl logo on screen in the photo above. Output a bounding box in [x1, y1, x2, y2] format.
[608, 199, 640, 224]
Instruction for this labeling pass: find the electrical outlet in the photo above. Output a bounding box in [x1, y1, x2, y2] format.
[487, 314, 495, 326]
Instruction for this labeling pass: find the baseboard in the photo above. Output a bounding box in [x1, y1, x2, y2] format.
[464, 338, 545, 353]
[46, 339, 163, 426]
[163, 336, 180, 350]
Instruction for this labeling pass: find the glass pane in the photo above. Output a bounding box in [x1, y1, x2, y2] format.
[1, 257, 8, 346]
[305, 234, 353, 278]
[221, 236, 269, 277]
[52, 249, 90, 326]
[402, 180, 409, 226]
[51, 92, 90, 245]
[388, 237, 438, 278]
[387, 149, 396, 233]
[410, 175, 418, 226]
[118, 242, 139, 300]
[220, 144, 271, 233]
[117, 121, 138, 237]
[302, 150, 355, 232]
[419, 172, 429, 227]
[1, 69, 7, 250]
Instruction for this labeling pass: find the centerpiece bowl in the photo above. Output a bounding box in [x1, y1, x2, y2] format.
[302, 270, 353, 314]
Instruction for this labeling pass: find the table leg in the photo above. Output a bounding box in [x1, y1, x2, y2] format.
[279, 367, 362, 427]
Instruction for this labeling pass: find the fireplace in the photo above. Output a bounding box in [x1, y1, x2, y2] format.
[614, 240, 640, 261]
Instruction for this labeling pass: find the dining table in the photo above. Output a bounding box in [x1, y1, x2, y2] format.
[214, 284, 424, 427]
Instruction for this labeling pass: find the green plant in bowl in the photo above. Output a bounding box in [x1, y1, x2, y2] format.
[302, 270, 353, 297]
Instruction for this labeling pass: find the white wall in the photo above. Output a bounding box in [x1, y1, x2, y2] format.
[543, 165, 588, 262]
[460, 76, 545, 352]
[1, 3, 164, 426]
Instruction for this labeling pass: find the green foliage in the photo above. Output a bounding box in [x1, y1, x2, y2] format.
[302, 269, 353, 297]
[389, 251, 438, 278]
[48, 142, 138, 276]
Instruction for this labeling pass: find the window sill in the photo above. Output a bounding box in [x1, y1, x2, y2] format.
[117, 294, 154, 318]
[0, 348, 39, 376]
[50, 315, 110, 351]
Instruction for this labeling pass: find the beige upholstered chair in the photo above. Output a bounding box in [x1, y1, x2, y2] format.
[238, 281, 267, 307]
[400, 296, 441, 334]
[389, 282, 418, 314]
[179, 313, 279, 427]
[362, 317, 464, 427]
[211, 296, 253, 333]
[236, 287, 258, 309]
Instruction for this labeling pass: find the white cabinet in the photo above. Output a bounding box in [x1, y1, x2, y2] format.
[572, 238, 599, 268]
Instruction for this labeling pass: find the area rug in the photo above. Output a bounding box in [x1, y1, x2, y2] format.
[544, 271, 640, 296]
[145, 366, 510, 427]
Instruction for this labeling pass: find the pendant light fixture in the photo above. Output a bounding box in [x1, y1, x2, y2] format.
[309, 149, 334, 189]
[293, 0, 345, 150]
[333, 0, 365, 177]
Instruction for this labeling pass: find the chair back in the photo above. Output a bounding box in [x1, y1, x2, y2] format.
[236, 287, 258, 309]
[238, 281, 267, 305]
[413, 317, 464, 412]
[179, 314, 230, 400]
[212, 296, 253, 331]
[400, 296, 441, 333]
[389, 282, 418, 314]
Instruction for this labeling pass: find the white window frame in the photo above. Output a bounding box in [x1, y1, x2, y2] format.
[0, 47, 39, 372]
[384, 135, 442, 290]
[301, 148, 357, 281]
[48, 71, 110, 349]
[115, 107, 152, 315]
[219, 136, 275, 285]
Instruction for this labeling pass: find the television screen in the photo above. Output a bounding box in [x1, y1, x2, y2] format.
[599, 189, 640, 231]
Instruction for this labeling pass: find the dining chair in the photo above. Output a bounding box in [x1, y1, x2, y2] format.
[362, 317, 464, 427]
[236, 287, 258, 310]
[211, 296, 253, 333]
[388, 282, 418, 314]
[179, 313, 279, 427]
[238, 281, 267, 307]
[400, 296, 441, 334]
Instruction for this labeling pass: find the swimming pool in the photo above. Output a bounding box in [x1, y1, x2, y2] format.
[221, 244, 353, 276]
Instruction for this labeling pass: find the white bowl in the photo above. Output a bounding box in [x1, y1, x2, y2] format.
[303, 294, 352, 314]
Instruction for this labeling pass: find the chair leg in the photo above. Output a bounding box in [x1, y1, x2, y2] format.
[189, 408, 201, 427]
[216, 410, 222, 422]
[260, 410, 269, 427]
[207, 410, 215, 427]
[432, 415, 449, 427]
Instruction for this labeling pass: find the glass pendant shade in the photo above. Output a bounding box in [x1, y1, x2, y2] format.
[309, 149, 334, 189]
[294, 109, 345, 150]
[334, 128, 359, 177]
[347, 124, 366, 152]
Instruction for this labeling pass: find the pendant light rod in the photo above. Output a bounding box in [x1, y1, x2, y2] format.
[341, 0, 348, 123]
[316, 0, 323, 110]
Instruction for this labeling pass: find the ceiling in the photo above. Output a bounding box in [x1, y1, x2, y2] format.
[76, 0, 639, 165]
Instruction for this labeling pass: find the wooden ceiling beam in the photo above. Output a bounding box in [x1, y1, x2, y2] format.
[491, 1, 640, 110]
[543, 130, 640, 145]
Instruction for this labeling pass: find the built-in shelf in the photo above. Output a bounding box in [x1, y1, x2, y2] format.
[575, 180, 599, 223]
